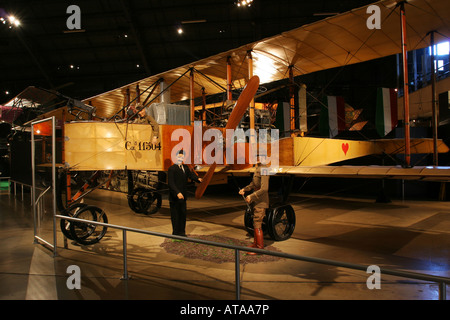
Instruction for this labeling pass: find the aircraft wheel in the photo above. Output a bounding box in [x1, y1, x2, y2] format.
[140, 190, 162, 215]
[69, 205, 108, 245]
[267, 204, 296, 241]
[128, 188, 162, 214]
[127, 187, 146, 213]
[60, 202, 88, 240]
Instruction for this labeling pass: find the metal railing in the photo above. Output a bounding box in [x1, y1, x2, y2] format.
[0, 177, 11, 196]
[33, 186, 54, 249]
[7, 179, 49, 205]
[31, 116, 58, 255]
[54, 214, 449, 300]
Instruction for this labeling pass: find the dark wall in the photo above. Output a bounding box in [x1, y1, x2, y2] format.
[9, 132, 32, 185]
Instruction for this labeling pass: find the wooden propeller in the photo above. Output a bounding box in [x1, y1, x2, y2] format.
[195, 75, 260, 199]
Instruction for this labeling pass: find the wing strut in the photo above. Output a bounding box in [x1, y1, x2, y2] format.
[399, 2, 411, 167]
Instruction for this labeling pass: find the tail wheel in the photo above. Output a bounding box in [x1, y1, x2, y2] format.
[69, 205, 108, 245]
[267, 204, 296, 241]
[128, 187, 162, 215]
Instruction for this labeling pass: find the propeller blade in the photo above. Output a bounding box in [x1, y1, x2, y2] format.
[195, 75, 260, 199]
[225, 75, 260, 130]
[194, 163, 216, 199]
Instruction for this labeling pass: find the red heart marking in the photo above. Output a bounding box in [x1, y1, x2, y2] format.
[342, 143, 349, 155]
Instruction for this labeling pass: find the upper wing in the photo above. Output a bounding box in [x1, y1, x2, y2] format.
[81, 0, 450, 119]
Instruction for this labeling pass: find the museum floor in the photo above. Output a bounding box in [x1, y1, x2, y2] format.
[1, 182, 449, 301]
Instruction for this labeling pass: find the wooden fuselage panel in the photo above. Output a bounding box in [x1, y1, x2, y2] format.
[64, 122, 258, 171]
[64, 122, 163, 171]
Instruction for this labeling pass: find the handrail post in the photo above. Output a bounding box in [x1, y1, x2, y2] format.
[439, 282, 446, 300]
[235, 249, 240, 300]
[52, 116, 57, 258]
[121, 229, 129, 280]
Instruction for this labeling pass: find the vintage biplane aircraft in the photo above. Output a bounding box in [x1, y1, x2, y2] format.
[5, 0, 450, 245]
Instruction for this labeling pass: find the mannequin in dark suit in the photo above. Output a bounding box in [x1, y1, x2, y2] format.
[168, 150, 202, 236]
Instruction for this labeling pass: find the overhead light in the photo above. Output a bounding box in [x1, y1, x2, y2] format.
[1, 15, 21, 28]
[8, 15, 20, 27]
[177, 27, 183, 34]
[235, 0, 253, 8]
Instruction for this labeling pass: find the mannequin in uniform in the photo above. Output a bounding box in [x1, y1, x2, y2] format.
[239, 158, 269, 254]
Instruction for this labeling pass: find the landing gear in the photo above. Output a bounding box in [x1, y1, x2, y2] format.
[69, 205, 108, 245]
[244, 203, 296, 241]
[60, 202, 88, 240]
[56, 170, 110, 245]
[127, 187, 162, 215]
[127, 170, 163, 215]
[56, 168, 164, 245]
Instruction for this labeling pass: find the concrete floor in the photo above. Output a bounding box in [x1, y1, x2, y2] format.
[1, 182, 449, 301]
